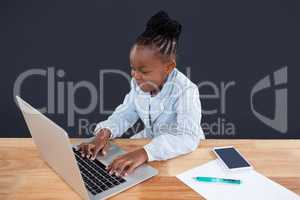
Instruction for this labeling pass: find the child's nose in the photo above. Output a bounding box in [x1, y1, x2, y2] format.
[131, 70, 142, 80]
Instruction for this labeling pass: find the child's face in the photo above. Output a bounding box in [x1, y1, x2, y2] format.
[130, 45, 175, 93]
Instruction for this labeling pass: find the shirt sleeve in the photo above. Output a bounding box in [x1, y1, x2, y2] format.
[143, 85, 205, 161]
[94, 80, 139, 139]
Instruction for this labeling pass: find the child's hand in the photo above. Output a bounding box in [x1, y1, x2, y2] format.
[78, 128, 111, 160]
[106, 148, 148, 177]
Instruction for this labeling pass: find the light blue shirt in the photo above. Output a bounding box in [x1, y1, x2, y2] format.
[94, 68, 205, 161]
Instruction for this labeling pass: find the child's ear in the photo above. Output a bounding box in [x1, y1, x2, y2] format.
[165, 60, 176, 74]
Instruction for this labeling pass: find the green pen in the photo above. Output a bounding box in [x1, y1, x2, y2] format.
[193, 176, 241, 185]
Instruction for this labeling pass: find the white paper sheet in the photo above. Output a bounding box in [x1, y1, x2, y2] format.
[176, 160, 300, 200]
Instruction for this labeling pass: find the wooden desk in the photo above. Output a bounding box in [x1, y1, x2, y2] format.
[0, 139, 299, 199]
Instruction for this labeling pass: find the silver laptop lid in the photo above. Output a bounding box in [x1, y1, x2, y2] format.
[15, 96, 90, 200]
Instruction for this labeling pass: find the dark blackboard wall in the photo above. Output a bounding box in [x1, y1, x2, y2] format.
[1, 0, 299, 138]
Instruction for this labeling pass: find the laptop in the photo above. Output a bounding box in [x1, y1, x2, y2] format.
[15, 96, 158, 200]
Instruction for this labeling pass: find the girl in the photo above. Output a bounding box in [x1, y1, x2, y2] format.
[79, 11, 205, 177]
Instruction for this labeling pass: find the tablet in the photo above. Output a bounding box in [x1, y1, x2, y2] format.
[213, 146, 253, 171]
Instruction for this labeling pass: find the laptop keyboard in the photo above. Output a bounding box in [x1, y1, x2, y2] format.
[72, 148, 126, 195]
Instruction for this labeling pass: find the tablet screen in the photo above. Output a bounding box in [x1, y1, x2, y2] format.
[215, 147, 250, 169]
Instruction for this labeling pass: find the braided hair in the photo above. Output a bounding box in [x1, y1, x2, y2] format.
[135, 11, 182, 61]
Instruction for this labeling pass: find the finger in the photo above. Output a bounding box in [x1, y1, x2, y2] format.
[91, 144, 104, 160]
[106, 156, 120, 171]
[119, 161, 132, 177]
[83, 144, 90, 158]
[87, 144, 95, 159]
[107, 160, 118, 174]
[78, 143, 87, 157]
[114, 160, 130, 177]
[126, 163, 138, 175]
[115, 161, 130, 177]
[99, 143, 109, 155]
[78, 143, 84, 151]
[106, 160, 115, 172]
[108, 159, 122, 175]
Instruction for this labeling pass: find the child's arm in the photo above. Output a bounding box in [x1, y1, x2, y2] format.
[144, 85, 205, 161]
[94, 79, 139, 138]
